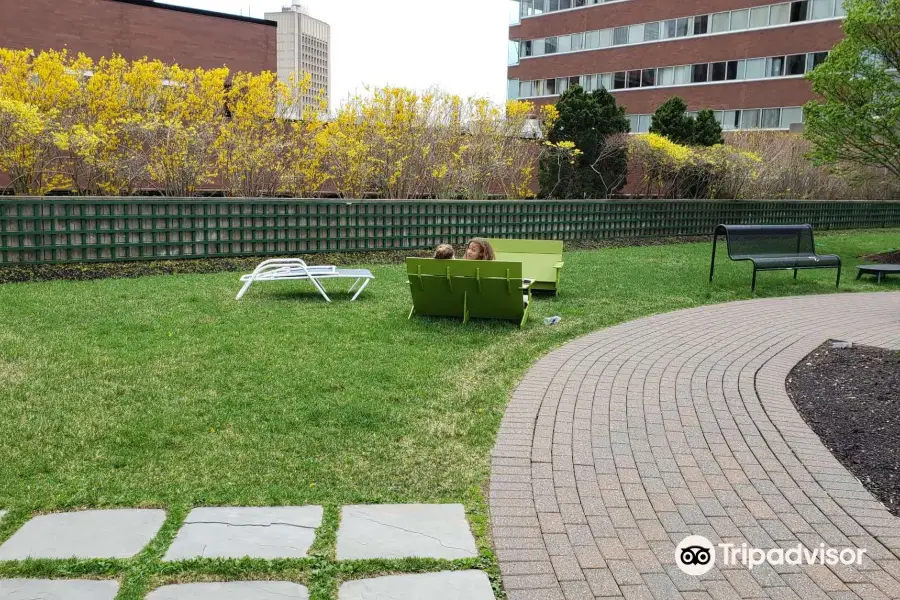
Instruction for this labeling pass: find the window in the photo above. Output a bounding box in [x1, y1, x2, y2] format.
[580, 74, 594, 91]
[558, 35, 572, 52]
[659, 67, 675, 86]
[691, 63, 709, 83]
[711, 62, 727, 81]
[807, 51, 829, 70]
[675, 65, 691, 84]
[727, 60, 739, 80]
[548, 0, 559, 11]
[711, 12, 730, 32]
[627, 70, 642, 88]
[557, 77, 568, 94]
[613, 26, 629, 45]
[642, 69, 657, 86]
[522, 40, 533, 57]
[599, 29, 613, 47]
[790, 0, 809, 21]
[509, 41, 521, 65]
[731, 9, 750, 29]
[835, 0, 847, 16]
[761, 108, 781, 128]
[601, 73, 613, 89]
[585, 30, 600, 49]
[676, 17, 691, 37]
[713, 111, 725, 125]
[644, 22, 660, 41]
[767, 56, 785, 77]
[545, 36, 558, 53]
[742, 109, 761, 128]
[546, 78, 557, 94]
[723, 110, 740, 130]
[693, 15, 709, 35]
[534, 79, 544, 96]
[769, 3, 790, 24]
[745, 58, 766, 78]
[630, 24, 644, 43]
[559, 0, 571, 8]
[613, 71, 627, 89]
[508, 79, 520, 100]
[533, 0, 544, 14]
[811, 0, 835, 18]
[781, 106, 804, 128]
[571, 32, 584, 50]
[786, 53, 806, 75]
[750, 6, 769, 27]
[638, 115, 651, 133]
[663, 19, 677, 39]
[629, 115, 640, 131]
[533, 38, 545, 56]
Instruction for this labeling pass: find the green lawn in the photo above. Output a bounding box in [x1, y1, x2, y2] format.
[0, 229, 898, 599]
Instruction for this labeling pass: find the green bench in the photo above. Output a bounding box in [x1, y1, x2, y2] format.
[486, 238, 564, 294]
[407, 258, 533, 327]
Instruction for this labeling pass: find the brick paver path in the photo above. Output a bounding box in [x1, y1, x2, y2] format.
[490, 293, 900, 600]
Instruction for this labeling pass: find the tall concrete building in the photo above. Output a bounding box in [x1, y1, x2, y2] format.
[507, 0, 847, 133]
[265, 1, 332, 114]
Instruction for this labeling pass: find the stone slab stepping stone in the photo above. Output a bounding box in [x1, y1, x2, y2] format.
[0, 579, 119, 600]
[336, 504, 477, 560]
[163, 506, 322, 560]
[146, 582, 309, 600]
[339, 571, 494, 600]
[0, 509, 165, 560]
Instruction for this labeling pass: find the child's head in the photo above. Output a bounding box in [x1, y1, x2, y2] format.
[464, 238, 496, 261]
[433, 244, 455, 259]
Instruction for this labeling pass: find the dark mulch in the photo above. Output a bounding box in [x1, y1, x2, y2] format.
[865, 250, 900, 264]
[0, 235, 709, 284]
[787, 342, 900, 517]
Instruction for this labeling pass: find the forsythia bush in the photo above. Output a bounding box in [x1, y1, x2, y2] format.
[629, 133, 762, 199]
[0, 48, 555, 198]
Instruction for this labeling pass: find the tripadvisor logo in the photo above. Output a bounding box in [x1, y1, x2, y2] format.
[676, 535, 867, 575]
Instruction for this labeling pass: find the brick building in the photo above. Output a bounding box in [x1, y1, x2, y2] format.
[0, 0, 276, 74]
[507, 0, 846, 132]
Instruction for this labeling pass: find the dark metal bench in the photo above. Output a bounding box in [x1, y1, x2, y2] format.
[709, 224, 842, 292]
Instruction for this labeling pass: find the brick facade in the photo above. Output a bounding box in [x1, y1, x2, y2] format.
[0, 0, 276, 73]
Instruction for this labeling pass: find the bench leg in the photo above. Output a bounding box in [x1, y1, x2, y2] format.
[751, 268, 758, 293]
[856, 270, 863, 281]
[794, 268, 798, 280]
[878, 272, 883, 284]
[836, 266, 842, 288]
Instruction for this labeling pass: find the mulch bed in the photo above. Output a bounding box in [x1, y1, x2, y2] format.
[866, 250, 900, 264]
[787, 342, 900, 517]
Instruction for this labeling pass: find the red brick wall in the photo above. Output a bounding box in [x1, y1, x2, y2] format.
[0, 0, 276, 73]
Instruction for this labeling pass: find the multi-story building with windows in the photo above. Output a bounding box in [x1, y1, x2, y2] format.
[507, 0, 847, 133]
[265, 2, 332, 114]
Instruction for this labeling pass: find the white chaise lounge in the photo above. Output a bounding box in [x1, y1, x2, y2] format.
[236, 259, 375, 302]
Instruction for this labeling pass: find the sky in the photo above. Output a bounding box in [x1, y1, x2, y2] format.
[165, 0, 512, 108]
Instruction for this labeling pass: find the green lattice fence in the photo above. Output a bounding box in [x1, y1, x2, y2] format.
[1, 198, 899, 264]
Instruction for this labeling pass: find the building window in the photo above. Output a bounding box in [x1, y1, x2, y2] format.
[613, 26, 629, 45]
[599, 28, 613, 47]
[745, 58, 766, 79]
[663, 19, 677, 39]
[675, 65, 691, 84]
[601, 73, 613, 89]
[811, 0, 835, 17]
[627, 70, 642, 88]
[676, 17, 691, 37]
[638, 114, 651, 133]
[691, 63, 709, 83]
[642, 68, 656, 87]
[786, 53, 806, 74]
[533, 38, 545, 56]
[807, 51, 829, 70]
[694, 15, 709, 35]
[557, 78, 568, 94]
[761, 108, 781, 128]
[546, 78, 556, 94]
[644, 21, 660, 41]
[711, 62, 727, 81]
[727, 60, 740, 80]
[767, 56, 785, 77]
[750, 6, 770, 27]
[585, 30, 600, 49]
[548, 0, 559, 11]
[711, 12, 730, 32]
[508, 79, 520, 100]
[629, 24, 644, 43]
[508, 41, 520, 65]
[790, 0, 809, 21]
[658, 67, 675, 86]
[559, 35, 572, 52]
[781, 106, 804, 128]
[560, 0, 571, 9]
[731, 9, 750, 29]
[571, 32, 584, 50]
[769, 3, 790, 24]
[723, 110, 740, 130]
[742, 109, 761, 128]
[614, 71, 627, 89]
[545, 36, 558, 53]
[835, 0, 847, 16]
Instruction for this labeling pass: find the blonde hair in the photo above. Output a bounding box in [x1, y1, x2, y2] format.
[433, 244, 455, 259]
[467, 238, 496, 261]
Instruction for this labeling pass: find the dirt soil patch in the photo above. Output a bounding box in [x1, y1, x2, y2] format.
[865, 250, 900, 264]
[787, 342, 900, 517]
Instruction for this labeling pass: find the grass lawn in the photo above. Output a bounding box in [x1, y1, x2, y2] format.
[0, 228, 898, 599]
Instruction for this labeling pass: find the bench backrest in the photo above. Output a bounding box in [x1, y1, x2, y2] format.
[407, 258, 525, 321]
[715, 224, 816, 258]
[486, 239, 563, 284]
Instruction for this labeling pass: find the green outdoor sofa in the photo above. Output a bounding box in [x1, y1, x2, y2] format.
[407, 258, 532, 327]
[486, 238, 564, 294]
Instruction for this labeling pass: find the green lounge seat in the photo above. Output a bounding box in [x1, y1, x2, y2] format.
[486, 238, 564, 294]
[407, 258, 533, 327]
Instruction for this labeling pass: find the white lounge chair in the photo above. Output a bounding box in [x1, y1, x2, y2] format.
[236, 258, 375, 302]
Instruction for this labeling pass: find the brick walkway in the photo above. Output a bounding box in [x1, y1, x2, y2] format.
[490, 293, 900, 600]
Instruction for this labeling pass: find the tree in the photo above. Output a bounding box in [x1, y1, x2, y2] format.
[539, 86, 630, 199]
[804, 0, 900, 179]
[693, 109, 725, 146]
[649, 97, 723, 147]
[649, 97, 694, 145]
